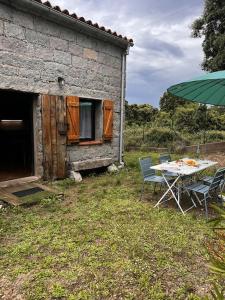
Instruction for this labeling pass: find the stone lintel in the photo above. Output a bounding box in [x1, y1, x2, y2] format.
[71, 158, 114, 171]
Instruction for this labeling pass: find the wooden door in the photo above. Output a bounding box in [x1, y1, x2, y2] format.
[41, 95, 67, 180]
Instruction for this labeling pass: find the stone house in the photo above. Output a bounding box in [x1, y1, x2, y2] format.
[0, 0, 133, 182]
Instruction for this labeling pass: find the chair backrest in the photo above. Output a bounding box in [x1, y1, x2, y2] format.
[139, 157, 155, 179]
[159, 153, 171, 164]
[209, 167, 225, 191]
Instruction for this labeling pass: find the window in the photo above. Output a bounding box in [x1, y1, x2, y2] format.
[79, 101, 95, 141]
[66, 96, 113, 144]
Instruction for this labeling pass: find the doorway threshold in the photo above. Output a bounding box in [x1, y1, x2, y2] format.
[0, 176, 40, 189]
[0, 177, 60, 207]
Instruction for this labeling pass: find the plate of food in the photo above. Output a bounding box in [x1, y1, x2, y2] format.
[183, 159, 199, 167]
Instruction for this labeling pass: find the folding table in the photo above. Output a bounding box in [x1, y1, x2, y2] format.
[151, 158, 217, 215]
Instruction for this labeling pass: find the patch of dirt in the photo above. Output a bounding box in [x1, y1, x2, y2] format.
[205, 153, 225, 167]
[0, 273, 33, 300]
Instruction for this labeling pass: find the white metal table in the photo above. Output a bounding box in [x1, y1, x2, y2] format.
[151, 158, 218, 214]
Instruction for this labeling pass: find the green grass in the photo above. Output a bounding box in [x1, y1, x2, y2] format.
[0, 152, 214, 299]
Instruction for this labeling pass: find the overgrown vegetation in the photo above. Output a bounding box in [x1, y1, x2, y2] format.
[0, 152, 220, 299]
[125, 96, 225, 150]
[205, 205, 225, 299]
[125, 125, 225, 151]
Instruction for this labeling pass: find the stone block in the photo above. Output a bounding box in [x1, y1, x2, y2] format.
[72, 55, 87, 68]
[19, 67, 40, 80]
[54, 50, 71, 65]
[69, 171, 82, 182]
[0, 20, 3, 35]
[83, 48, 98, 61]
[25, 29, 50, 47]
[76, 32, 97, 49]
[71, 158, 114, 171]
[98, 52, 108, 65]
[50, 37, 69, 51]
[107, 164, 119, 173]
[34, 17, 61, 37]
[1, 64, 18, 77]
[60, 28, 76, 42]
[35, 45, 54, 61]
[4, 22, 25, 40]
[0, 3, 13, 21]
[102, 44, 122, 58]
[44, 61, 70, 76]
[0, 36, 34, 57]
[69, 42, 83, 56]
[12, 10, 34, 30]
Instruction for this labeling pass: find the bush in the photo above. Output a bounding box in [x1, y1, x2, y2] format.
[145, 128, 174, 146]
[124, 124, 225, 150]
[206, 130, 225, 143]
[124, 125, 145, 148]
[145, 127, 188, 148]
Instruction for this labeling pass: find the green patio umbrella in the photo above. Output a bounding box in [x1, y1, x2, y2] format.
[168, 70, 225, 106]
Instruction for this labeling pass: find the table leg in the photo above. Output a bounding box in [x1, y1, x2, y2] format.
[154, 175, 180, 209]
[176, 184, 185, 215]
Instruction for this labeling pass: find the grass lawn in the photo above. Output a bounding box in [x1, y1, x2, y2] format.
[0, 152, 215, 300]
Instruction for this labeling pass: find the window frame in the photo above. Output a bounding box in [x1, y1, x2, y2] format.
[66, 96, 113, 145]
[79, 99, 96, 142]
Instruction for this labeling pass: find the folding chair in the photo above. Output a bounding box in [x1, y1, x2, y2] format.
[159, 153, 177, 177]
[202, 168, 225, 194]
[184, 168, 225, 218]
[139, 157, 171, 200]
[159, 153, 172, 164]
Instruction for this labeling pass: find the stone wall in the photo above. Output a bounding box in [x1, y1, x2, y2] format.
[0, 1, 124, 170]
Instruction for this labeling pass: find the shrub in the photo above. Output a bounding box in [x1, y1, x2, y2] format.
[124, 124, 225, 150]
[145, 127, 188, 148]
[206, 131, 225, 143]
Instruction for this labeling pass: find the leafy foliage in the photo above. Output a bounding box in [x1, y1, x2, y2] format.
[144, 127, 181, 147]
[159, 92, 186, 113]
[125, 101, 158, 125]
[125, 98, 225, 149]
[192, 0, 225, 71]
[205, 205, 225, 299]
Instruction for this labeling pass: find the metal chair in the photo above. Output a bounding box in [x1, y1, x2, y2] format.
[184, 168, 225, 218]
[139, 156, 171, 200]
[159, 153, 172, 164]
[159, 153, 178, 177]
[202, 171, 225, 194]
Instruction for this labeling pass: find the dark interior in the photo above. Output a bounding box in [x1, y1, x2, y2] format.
[0, 90, 34, 182]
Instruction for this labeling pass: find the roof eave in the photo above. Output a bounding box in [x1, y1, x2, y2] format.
[5, 0, 134, 50]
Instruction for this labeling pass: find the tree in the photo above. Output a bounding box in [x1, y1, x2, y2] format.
[125, 102, 158, 125]
[174, 107, 196, 132]
[192, 0, 225, 71]
[154, 111, 172, 128]
[159, 92, 186, 113]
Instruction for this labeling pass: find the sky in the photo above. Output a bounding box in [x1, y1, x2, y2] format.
[50, 0, 204, 107]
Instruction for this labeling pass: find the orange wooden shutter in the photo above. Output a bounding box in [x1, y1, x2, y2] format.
[103, 100, 113, 140]
[66, 96, 80, 143]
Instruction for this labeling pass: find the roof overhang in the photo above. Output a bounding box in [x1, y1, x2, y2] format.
[1, 0, 133, 50]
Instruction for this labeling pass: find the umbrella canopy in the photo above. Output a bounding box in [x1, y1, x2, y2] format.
[168, 70, 225, 106]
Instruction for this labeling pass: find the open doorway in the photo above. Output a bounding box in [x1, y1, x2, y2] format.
[0, 90, 34, 182]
